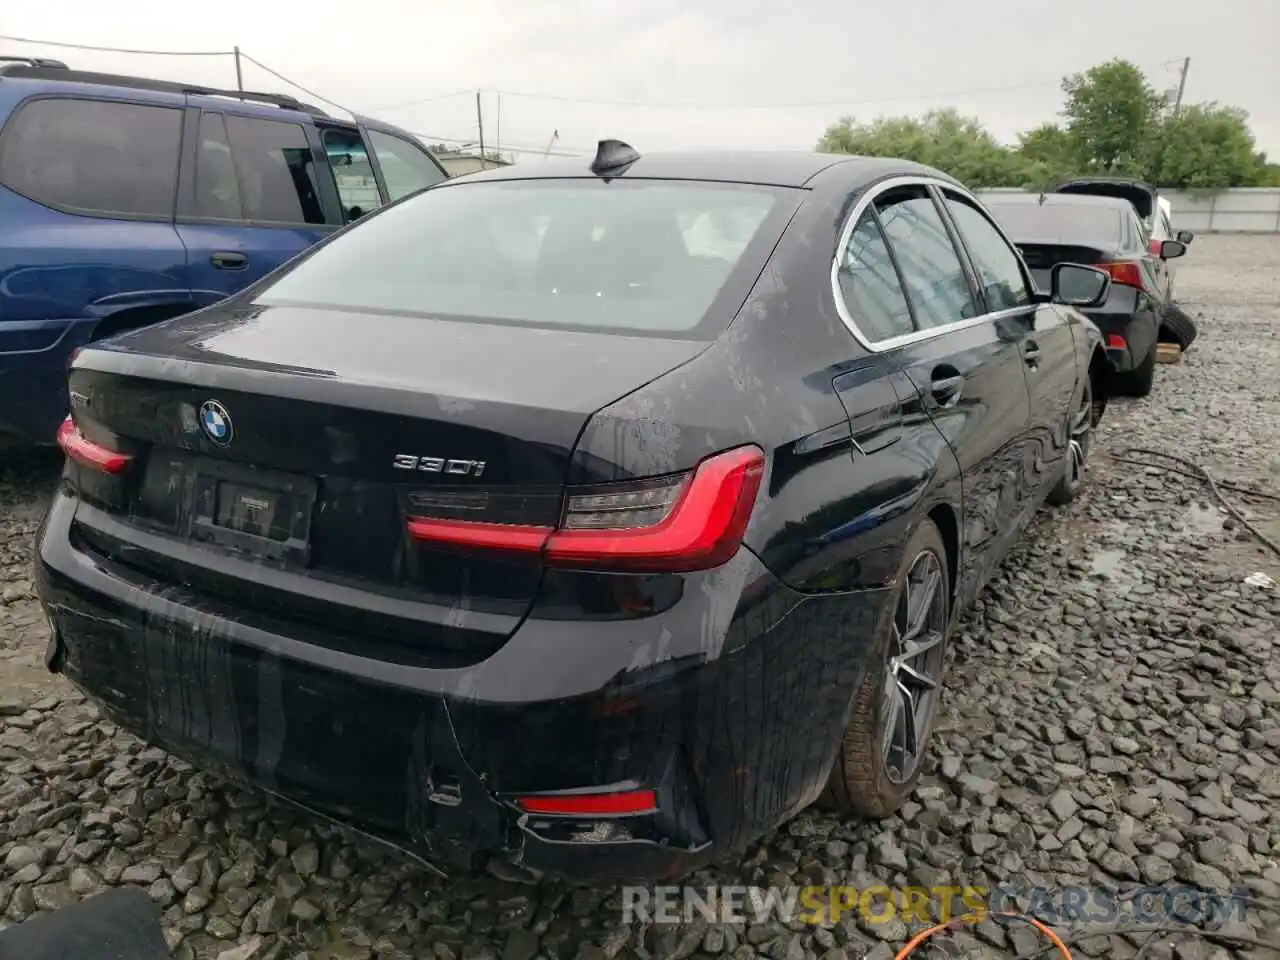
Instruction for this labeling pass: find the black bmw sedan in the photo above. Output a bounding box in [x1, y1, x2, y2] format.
[35, 143, 1113, 883]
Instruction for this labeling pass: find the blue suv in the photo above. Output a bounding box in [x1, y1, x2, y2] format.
[0, 57, 449, 445]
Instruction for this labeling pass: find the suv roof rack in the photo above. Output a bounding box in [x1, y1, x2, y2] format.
[0, 63, 330, 117]
[0, 56, 70, 70]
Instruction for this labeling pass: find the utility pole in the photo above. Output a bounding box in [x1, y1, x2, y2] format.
[476, 90, 486, 170]
[495, 94, 501, 166]
[1172, 57, 1190, 118]
[233, 46, 244, 92]
[543, 129, 559, 159]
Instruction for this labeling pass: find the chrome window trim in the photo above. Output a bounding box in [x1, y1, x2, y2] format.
[831, 175, 1039, 353]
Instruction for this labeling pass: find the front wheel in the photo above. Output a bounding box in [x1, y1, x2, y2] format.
[819, 520, 950, 818]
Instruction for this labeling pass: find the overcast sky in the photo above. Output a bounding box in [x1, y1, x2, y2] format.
[4, 0, 1276, 163]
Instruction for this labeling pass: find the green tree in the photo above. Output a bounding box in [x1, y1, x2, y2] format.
[1013, 123, 1076, 189]
[817, 108, 1020, 187]
[1153, 104, 1267, 188]
[1060, 59, 1166, 175]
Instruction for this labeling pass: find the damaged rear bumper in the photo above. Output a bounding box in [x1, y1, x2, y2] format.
[34, 490, 890, 882]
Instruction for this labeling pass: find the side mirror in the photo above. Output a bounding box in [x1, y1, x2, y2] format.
[1050, 263, 1110, 308]
[1160, 240, 1187, 260]
[1176, 229, 1195, 245]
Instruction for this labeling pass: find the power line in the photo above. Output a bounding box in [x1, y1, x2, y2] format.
[0, 33, 231, 56]
[487, 60, 1183, 110]
[366, 90, 477, 111]
[237, 53, 355, 114]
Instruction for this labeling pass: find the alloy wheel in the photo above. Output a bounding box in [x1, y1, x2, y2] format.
[1066, 383, 1093, 488]
[880, 549, 947, 784]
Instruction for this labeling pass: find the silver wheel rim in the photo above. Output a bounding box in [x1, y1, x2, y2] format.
[880, 550, 947, 784]
[1066, 385, 1092, 486]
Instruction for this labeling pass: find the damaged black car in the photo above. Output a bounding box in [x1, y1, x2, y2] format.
[36, 144, 1113, 883]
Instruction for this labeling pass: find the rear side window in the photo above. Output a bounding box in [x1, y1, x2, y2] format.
[0, 98, 181, 218]
[222, 116, 325, 225]
[366, 129, 446, 200]
[836, 210, 915, 342]
[874, 186, 980, 330]
[254, 178, 790, 338]
[941, 191, 1030, 312]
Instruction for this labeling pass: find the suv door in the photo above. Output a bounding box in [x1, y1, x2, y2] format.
[175, 108, 337, 306]
[937, 187, 1077, 501]
[866, 183, 1036, 606]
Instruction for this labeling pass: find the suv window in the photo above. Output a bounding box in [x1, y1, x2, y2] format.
[323, 129, 381, 222]
[222, 116, 325, 225]
[194, 113, 243, 220]
[874, 185, 980, 329]
[366, 129, 446, 201]
[941, 191, 1031, 312]
[836, 210, 914, 342]
[0, 98, 181, 218]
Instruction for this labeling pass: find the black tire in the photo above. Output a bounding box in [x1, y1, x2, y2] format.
[1047, 376, 1093, 506]
[819, 520, 950, 818]
[1115, 342, 1157, 397]
[1159, 302, 1198, 349]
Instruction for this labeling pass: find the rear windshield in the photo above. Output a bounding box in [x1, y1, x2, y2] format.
[253, 177, 793, 338]
[984, 202, 1122, 246]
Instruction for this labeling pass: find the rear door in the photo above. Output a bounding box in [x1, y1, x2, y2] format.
[175, 107, 337, 306]
[863, 183, 1037, 605]
[938, 187, 1077, 499]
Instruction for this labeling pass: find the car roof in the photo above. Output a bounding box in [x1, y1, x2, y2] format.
[447, 150, 951, 189]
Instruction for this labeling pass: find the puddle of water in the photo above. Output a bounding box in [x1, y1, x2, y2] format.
[1183, 503, 1226, 536]
[1091, 550, 1128, 578]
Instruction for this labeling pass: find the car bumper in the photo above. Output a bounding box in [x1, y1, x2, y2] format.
[1082, 302, 1160, 373]
[34, 490, 892, 882]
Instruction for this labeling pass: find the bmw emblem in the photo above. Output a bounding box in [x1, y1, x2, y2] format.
[199, 400, 233, 446]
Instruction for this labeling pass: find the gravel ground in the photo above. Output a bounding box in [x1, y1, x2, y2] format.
[2, 234, 1279, 960]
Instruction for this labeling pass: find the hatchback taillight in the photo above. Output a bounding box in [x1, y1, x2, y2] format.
[406, 445, 766, 573]
[1099, 261, 1146, 291]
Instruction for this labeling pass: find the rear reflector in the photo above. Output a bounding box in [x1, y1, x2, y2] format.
[1099, 261, 1145, 291]
[56, 417, 131, 474]
[406, 445, 766, 573]
[1107, 334, 1127, 350]
[515, 789, 658, 817]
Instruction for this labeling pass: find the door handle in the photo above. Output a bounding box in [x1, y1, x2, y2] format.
[929, 371, 964, 408]
[1024, 341, 1041, 369]
[210, 252, 248, 270]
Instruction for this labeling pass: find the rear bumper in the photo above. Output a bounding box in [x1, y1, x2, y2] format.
[0, 319, 96, 444]
[35, 489, 890, 882]
[1082, 299, 1160, 373]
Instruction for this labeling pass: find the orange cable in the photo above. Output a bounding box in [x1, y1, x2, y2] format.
[894, 911, 1073, 959]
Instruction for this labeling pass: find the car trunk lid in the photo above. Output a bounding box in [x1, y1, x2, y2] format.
[65, 302, 708, 662]
[1048, 178, 1157, 222]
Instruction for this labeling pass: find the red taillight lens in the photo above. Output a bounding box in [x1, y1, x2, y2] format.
[56, 416, 132, 474]
[1148, 238, 1163, 257]
[1099, 261, 1145, 290]
[515, 788, 657, 817]
[545, 446, 765, 572]
[405, 445, 766, 574]
[1107, 334, 1127, 350]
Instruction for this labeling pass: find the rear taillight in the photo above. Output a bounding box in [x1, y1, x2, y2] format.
[1148, 238, 1163, 257]
[56, 416, 132, 474]
[406, 445, 766, 573]
[1099, 261, 1146, 291]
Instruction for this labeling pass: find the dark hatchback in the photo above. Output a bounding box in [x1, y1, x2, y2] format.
[36, 145, 1114, 883]
[979, 192, 1186, 397]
